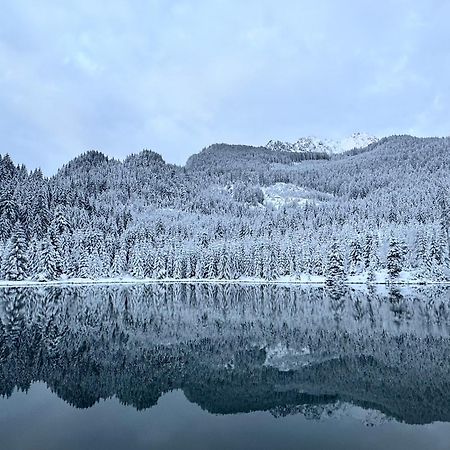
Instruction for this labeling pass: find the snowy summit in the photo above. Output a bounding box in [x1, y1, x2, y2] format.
[266, 132, 379, 154]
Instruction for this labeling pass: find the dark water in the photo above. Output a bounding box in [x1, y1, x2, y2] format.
[1, 284, 450, 450]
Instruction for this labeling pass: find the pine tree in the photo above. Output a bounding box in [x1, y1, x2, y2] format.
[253, 246, 263, 278]
[153, 252, 166, 279]
[387, 237, 403, 280]
[110, 252, 122, 277]
[0, 240, 6, 278]
[363, 234, 374, 270]
[111, 244, 128, 276]
[325, 242, 346, 285]
[270, 249, 279, 280]
[205, 248, 217, 279]
[228, 245, 240, 279]
[0, 215, 11, 242]
[78, 248, 90, 278]
[239, 245, 251, 277]
[185, 251, 193, 278]
[130, 244, 145, 279]
[88, 249, 104, 278]
[35, 237, 59, 281]
[429, 233, 444, 266]
[2, 222, 28, 281]
[367, 266, 376, 284]
[415, 229, 428, 269]
[223, 251, 233, 280]
[173, 250, 184, 279]
[349, 237, 363, 274]
[195, 253, 204, 279]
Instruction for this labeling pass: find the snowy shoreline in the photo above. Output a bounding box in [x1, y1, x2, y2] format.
[0, 273, 449, 288]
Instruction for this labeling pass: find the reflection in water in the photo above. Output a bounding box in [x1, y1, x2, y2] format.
[0, 284, 450, 425]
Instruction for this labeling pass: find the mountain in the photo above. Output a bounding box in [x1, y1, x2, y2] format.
[266, 132, 379, 154]
[1, 134, 450, 283]
[185, 143, 329, 173]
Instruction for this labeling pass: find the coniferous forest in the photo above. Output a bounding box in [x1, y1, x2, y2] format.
[1, 135, 450, 284]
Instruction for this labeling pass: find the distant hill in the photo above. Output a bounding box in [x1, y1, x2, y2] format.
[1, 134, 450, 283]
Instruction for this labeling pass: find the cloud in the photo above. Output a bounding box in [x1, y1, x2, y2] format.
[0, 0, 449, 173]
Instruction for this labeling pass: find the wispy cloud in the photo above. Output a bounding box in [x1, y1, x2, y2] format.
[1, 0, 449, 173]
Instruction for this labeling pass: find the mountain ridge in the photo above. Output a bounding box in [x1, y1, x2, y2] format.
[1, 134, 450, 284]
[266, 132, 379, 155]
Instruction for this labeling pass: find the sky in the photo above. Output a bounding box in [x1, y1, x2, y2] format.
[1, 0, 449, 174]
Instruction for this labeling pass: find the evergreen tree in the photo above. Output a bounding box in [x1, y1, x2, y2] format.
[415, 229, 428, 268]
[77, 247, 90, 278]
[387, 237, 403, 280]
[367, 267, 376, 284]
[173, 250, 184, 279]
[195, 253, 204, 279]
[0, 240, 6, 278]
[349, 237, 363, 274]
[35, 237, 59, 281]
[363, 234, 374, 270]
[153, 252, 166, 279]
[205, 248, 217, 279]
[2, 222, 28, 281]
[130, 244, 145, 279]
[325, 242, 346, 285]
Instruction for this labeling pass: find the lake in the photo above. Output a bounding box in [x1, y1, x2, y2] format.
[0, 284, 450, 450]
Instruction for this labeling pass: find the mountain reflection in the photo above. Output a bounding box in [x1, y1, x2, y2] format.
[1, 284, 450, 425]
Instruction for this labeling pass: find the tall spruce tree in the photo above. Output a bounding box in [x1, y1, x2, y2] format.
[35, 237, 59, 281]
[2, 222, 28, 281]
[387, 237, 403, 280]
[325, 242, 346, 285]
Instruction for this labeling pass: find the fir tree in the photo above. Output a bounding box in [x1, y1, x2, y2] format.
[367, 266, 376, 284]
[387, 237, 403, 280]
[325, 242, 346, 285]
[153, 252, 166, 279]
[195, 254, 204, 279]
[349, 237, 363, 274]
[35, 237, 59, 281]
[130, 244, 145, 279]
[2, 222, 28, 281]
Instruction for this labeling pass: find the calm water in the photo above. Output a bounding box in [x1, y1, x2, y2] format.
[0, 284, 450, 450]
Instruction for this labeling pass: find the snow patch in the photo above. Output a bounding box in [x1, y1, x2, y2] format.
[264, 343, 312, 371]
[262, 183, 326, 208]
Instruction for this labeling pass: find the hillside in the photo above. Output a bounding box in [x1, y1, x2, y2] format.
[1, 135, 450, 283]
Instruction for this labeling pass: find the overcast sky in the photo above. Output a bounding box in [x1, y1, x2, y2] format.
[1, 0, 449, 174]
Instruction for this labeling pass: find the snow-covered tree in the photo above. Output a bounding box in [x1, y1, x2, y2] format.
[325, 242, 346, 285]
[387, 238, 403, 280]
[35, 237, 59, 281]
[1, 222, 28, 281]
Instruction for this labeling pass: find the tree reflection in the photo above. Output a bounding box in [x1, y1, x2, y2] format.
[0, 284, 449, 424]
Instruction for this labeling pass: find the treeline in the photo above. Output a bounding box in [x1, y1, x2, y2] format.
[1, 136, 450, 283]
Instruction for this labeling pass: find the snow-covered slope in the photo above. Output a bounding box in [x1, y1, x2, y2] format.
[266, 132, 379, 154]
[261, 182, 331, 208]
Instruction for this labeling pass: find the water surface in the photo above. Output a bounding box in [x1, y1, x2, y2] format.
[1, 284, 449, 449]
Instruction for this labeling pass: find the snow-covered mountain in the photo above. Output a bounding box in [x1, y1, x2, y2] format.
[2, 135, 450, 284]
[266, 132, 379, 154]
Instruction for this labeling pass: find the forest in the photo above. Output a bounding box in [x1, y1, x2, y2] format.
[1, 135, 450, 284]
